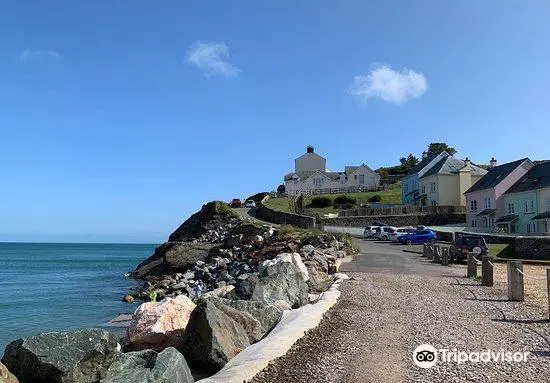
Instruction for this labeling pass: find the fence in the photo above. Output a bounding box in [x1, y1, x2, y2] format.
[339, 205, 467, 217]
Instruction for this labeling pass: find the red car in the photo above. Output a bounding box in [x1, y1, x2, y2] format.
[230, 199, 242, 208]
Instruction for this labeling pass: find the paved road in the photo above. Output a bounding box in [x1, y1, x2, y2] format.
[342, 238, 462, 277]
[232, 207, 279, 226]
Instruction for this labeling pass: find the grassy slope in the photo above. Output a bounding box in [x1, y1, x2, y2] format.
[264, 187, 402, 215]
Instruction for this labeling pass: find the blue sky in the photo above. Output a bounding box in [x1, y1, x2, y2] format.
[1, 1, 549, 243]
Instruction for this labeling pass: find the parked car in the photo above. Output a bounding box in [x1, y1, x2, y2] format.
[363, 226, 379, 238]
[374, 226, 397, 241]
[244, 200, 256, 208]
[449, 234, 488, 262]
[229, 198, 242, 208]
[389, 227, 416, 242]
[398, 230, 438, 245]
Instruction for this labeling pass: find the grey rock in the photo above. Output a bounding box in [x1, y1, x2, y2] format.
[236, 274, 260, 300]
[224, 235, 243, 248]
[301, 245, 315, 255]
[101, 348, 193, 383]
[181, 301, 250, 371]
[1, 329, 118, 383]
[252, 261, 309, 308]
[0, 362, 18, 383]
[207, 300, 264, 343]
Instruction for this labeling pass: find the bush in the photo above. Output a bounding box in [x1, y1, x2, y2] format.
[309, 197, 332, 208]
[368, 195, 382, 203]
[333, 195, 356, 205]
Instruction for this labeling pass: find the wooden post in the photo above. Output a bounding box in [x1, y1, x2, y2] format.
[482, 255, 494, 286]
[441, 247, 449, 266]
[467, 253, 477, 278]
[507, 261, 524, 301]
[433, 245, 441, 263]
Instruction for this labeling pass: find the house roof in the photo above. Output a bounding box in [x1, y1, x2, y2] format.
[406, 152, 449, 176]
[465, 158, 531, 194]
[495, 214, 519, 223]
[476, 209, 497, 217]
[504, 161, 550, 195]
[420, 156, 487, 179]
[532, 211, 550, 220]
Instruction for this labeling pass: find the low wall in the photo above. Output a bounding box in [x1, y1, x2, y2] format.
[258, 198, 316, 229]
[318, 213, 466, 228]
[515, 236, 550, 260]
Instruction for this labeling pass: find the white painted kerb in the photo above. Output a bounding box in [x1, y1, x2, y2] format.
[197, 274, 349, 383]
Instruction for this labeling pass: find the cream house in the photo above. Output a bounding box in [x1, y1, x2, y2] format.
[418, 156, 487, 206]
[284, 146, 380, 195]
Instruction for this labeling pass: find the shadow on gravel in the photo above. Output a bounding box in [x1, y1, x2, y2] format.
[451, 283, 482, 287]
[491, 318, 550, 324]
[465, 297, 510, 302]
[531, 351, 550, 358]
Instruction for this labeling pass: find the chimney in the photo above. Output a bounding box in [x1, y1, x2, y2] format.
[464, 157, 471, 167]
[422, 151, 428, 159]
[306, 146, 314, 154]
[490, 157, 497, 170]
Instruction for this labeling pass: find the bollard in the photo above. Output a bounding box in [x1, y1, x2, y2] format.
[428, 245, 434, 260]
[507, 261, 524, 301]
[467, 253, 477, 278]
[547, 269, 550, 319]
[433, 245, 441, 263]
[441, 247, 449, 266]
[422, 244, 428, 258]
[482, 255, 494, 286]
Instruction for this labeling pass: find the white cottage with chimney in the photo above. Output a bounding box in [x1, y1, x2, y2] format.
[284, 146, 380, 195]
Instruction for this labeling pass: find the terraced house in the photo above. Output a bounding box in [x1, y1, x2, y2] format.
[500, 161, 550, 234]
[284, 146, 380, 195]
[418, 156, 487, 207]
[401, 151, 450, 205]
[465, 158, 534, 230]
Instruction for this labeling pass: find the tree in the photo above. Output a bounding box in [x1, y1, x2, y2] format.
[399, 154, 419, 171]
[427, 142, 457, 156]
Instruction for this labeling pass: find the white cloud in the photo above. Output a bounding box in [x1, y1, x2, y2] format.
[349, 65, 427, 105]
[20, 49, 62, 62]
[185, 41, 240, 78]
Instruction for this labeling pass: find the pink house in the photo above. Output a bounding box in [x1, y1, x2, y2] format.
[464, 158, 533, 229]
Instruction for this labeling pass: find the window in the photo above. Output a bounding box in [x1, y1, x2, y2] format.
[484, 217, 489, 227]
[470, 200, 478, 211]
[526, 223, 532, 233]
[421, 184, 426, 194]
[358, 175, 365, 185]
[546, 199, 550, 212]
[471, 220, 477, 227]
[313, 178, 324, 188]
[404, 183, 409, 193]
[524, 200, 535, 213]
[484, 197, 492, 209]
[507, 203, 515, 214]
[544, 221, 549, 233]
[431, 200, 437, 206]
[430, 182, 436, 193]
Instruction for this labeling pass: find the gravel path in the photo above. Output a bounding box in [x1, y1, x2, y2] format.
[250, 240, 550, 383]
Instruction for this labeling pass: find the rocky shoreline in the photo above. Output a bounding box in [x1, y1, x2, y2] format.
[1, 201, 357, 383]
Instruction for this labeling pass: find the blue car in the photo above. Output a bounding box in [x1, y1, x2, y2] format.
[398, 229, 438, 245]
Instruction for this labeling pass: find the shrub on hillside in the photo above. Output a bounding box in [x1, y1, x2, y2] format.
[309, 197, 332, 208]
[368, 195, 382, 203]
[333, 195, 356, 206]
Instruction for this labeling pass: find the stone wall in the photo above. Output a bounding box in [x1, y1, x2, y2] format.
[258, 198, 316, 229]
[515, 236, 550, 260]
[318, 213, 466, 228]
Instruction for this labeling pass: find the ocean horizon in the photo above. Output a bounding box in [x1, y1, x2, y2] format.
[0, 242, 158, 353]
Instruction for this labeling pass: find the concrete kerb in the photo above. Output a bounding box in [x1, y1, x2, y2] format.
[197, 273, 350, 383]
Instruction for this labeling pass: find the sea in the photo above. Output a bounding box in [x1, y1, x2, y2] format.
[0, 242, 158, 353]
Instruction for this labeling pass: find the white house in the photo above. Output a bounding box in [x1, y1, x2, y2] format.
[284, 146, 381, 195]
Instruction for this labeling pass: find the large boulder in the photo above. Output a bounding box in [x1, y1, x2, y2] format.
[259, 253, 309, 282]
[252, 254, 309, 308]
[206, 300, 264, 343]
[0, 362, 18, 383]
[124, 295, 196, 352]
[168, 201, 240, 241]
[133, 242, 217, 278]
[206, 297, 283, 337]
[181, 300, 250, 372]
[101, 348, 193, 383]
[1, 329, 118, 383]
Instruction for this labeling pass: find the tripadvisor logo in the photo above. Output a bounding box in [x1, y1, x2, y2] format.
[413, 344, 530, 368]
